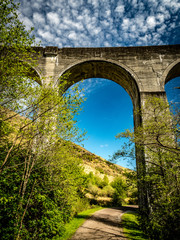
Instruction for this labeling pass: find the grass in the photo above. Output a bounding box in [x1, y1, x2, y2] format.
[122, 211, 148, 240]
[57, 206, 103, 240]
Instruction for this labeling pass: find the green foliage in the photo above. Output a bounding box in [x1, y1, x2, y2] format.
[0, 139, 89, 239]
[122, 211, 148, 240]
[102, 175, 109, 187]
[101, 185, 115, 197]
[123, 170, 138, 204]
[0, 1, 89, 239]
[86, 171, 129, 205]
[86, 172, 108, 189]
[113, 97, 180, 239]
[111, 177, 127, 206]
[88, 183, 100, 197]
[0, 0, 39, 112]
[95, 166, 104, 174]
[58, 207, 103, 240]
[72, 198, 90, 216]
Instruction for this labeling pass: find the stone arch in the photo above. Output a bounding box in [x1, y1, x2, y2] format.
[7, 59, 42, 85]
[58, 60, 144, 203]
[20, 60, 42, 85]
[58, 60, 141, 116]
[162, 59, 180, 87]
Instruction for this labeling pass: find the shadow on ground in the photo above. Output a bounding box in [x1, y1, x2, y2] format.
[71, 206, 139, 240]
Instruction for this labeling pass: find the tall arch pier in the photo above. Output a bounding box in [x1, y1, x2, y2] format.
[31, 44, 180, 210]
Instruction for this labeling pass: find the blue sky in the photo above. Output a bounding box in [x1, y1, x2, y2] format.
[17, 0, 180, 168]
[71, 79, 134, 165]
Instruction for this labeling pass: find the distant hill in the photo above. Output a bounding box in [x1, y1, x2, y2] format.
[68, 142, 129, 182]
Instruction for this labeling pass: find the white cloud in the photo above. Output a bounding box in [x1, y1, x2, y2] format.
[47, 12, 60, 26]
[37, 29, 55, 42]
[131, 0, 138, 8]
[147, 16, 156, 29]
[156, 14, 165, 24]
[33, 12, 45, 25]
[20, 16, 34, 30]
[93, 27, 101, 35]
[100, 144, 109, 148]
[87, 0, 99, 8]
[121, 18, 130, 31]
[104, 41, 111, 47]
[161, 0, 180, 12]
[105, 9, 111, 17]
[54, 37, 62, 47]
[63, 18, 84, 31]
[74, 79, 112, 96]
[68, 31, 78, 40]
[147, 0, 159, 8]
[157, 24, 166, 33]
[68, 0, 83, 8]
[101, 20, 111, 28]
[19, 0, 33, 16]
[115, 5, 124, 14]
[32, 2, 41, 9]
[138, 2, 145, 12]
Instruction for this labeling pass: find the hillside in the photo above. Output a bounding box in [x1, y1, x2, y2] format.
[1, 107, 129, 181]
[69, 142, 128, 182]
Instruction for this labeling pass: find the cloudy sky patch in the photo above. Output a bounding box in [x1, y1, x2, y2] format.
[16, 0, 179, 47]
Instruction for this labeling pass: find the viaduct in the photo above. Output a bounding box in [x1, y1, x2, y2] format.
[25, 44, 180, 210]
[31, 44, 180, 113]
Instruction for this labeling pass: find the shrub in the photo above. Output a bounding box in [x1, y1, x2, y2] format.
[102, 185, 114, 197]
[88, 183, 100, 197]
[95, 166, 104, 174]
[72, 197, 90, 216]
[111, 177, 127, 206]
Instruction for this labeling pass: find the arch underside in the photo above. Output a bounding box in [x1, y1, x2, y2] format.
[61, 60, 140, 110]
[21, 64, 41, 85]
[165, 62, 180, 84]
[9, 60, 42, 85]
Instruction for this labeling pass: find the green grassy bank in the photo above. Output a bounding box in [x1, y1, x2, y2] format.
[57, 207, 103, 240]
[122, 211, 148, 240]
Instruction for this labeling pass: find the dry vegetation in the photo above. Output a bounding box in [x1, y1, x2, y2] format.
[69, 142, 129, 181]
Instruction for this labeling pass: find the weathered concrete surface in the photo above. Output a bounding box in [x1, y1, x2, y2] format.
[32, 45, 180, 93]
[30, 44, 180, 126]
[70, 206, 138, 240]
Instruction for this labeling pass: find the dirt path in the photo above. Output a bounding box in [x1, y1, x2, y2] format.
[70, 206, 138, 240]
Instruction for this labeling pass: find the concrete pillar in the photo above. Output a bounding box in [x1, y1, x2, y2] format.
[137, 91, 169, 216]
[42, 47, 58, 86]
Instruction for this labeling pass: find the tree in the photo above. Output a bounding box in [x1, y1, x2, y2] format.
[0, 0, 39, 111]
[0, 1, 87, 239]
[112, 97, 180, 240]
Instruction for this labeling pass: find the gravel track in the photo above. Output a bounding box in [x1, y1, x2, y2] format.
[70, 206, 138, 240]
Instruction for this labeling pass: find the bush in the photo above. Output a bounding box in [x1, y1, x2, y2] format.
[101, 185, 114, 197]
[111, 177, 127, 206]
[72, 197, 90, 216]
[0, 141, 88, 239]
[88, 183, 100, 197]
[95, 166, 104, 174]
